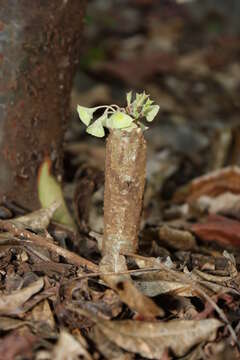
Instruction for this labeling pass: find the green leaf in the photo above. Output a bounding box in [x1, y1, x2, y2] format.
[106, 111, 134, 129]
[131, 92, 149, 119]
[38, 158, 76, 230]
[126, 91, 132, 107]
[142, 98, 154, 114]
[145, 105, 160, 122]
[134, 92, 149, 107]
[98, 111, 108, 127]
[77, 105, 96, 126]
[87, 119, 105, 137]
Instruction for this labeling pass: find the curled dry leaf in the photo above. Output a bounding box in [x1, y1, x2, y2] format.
[100, 254, 164, 318]
[191, 214, 240, 248]
[186, 166, 240, 202]
[0, 278, 44, 315]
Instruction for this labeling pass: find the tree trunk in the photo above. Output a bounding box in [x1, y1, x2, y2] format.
[0, 0, 86, 209]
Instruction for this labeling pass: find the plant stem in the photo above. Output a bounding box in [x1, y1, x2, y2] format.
[103, 128, 146, 255]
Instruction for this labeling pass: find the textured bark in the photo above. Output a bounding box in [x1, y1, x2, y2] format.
[103, 128, 146, 255]
[0, 0, 86, 209]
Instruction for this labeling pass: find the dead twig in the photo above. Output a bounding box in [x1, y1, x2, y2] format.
[0, 220, 98, 272]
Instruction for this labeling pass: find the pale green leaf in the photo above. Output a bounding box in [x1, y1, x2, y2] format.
[106, 111, 134, 129]
[98, 111, 108, 127]
[132, 93, 149, 119]
[134, 92, 149, 107]
[77, 105, 96, 126]
[126, 91, 132, 107]
[87, 119, 105, 137]
[145, 105, 160, 122]
[38, 159, 76, 230]
[142, 98, 154, 113]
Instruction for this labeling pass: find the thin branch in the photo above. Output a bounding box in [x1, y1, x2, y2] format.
[65, 267, 162, 282]
[0, 220, 98, 272]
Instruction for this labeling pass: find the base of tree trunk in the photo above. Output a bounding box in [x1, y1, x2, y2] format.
[0, 0, 86, 209]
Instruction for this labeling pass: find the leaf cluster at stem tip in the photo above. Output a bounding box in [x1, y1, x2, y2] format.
[77, 91, 160, 137]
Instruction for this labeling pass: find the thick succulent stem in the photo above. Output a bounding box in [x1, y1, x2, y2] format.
[103, 128, 146, 255]
[0, 0, 86, 209]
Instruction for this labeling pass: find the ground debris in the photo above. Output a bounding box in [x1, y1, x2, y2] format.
[1, 0, 240, 358]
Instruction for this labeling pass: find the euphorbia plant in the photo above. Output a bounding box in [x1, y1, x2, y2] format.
[77, 92, 159, 256]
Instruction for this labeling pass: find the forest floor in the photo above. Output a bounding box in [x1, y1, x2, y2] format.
[1, 1, 240, 359]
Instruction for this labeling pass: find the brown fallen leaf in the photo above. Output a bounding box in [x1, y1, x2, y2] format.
[91, 326, 134, 360]
[189, 271, 239, 296]
[97, 318, 222, 359]
[135, 279, 194, 297]
[0, 278, 44, 315]
[126, 253, 188, 284]
[100, 254, 164, 318]
[192, 268, 233, 285]
[186, 166, 240, 202]
[52, 330, 92, 360]
[158, 225, 197, 250]
[72, 307, 222, 359]
[126, 253, 238, 297]
[30, 299, 55, 329]
[0, 317, 30, 331]
[88, 288, 123, 319]
[191, 215, 240, 248]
